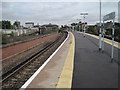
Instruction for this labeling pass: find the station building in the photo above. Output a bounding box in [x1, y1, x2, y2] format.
[41, 23, 59, 30]
[25, 22, 34, 29]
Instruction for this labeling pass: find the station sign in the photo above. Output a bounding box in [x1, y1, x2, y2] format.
[102, 12, 116, 61]
[103, 12, 115, 21]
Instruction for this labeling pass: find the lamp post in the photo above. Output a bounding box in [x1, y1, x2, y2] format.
[80, 13, 88, 37]
[99, 0, 102, 51]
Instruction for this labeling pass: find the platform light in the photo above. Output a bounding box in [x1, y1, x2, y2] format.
[99, 0, 102, 51]
[80, 13, 88, 37]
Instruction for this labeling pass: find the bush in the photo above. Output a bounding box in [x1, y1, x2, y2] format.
[11, 31, 15, 37]
[43, 29, 58, 34]
[2, 34, 9, 44]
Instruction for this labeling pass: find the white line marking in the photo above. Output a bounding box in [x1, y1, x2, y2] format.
[20, 33, 69, 90]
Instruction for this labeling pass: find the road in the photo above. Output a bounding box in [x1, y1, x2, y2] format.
[72, 31, 119, 88]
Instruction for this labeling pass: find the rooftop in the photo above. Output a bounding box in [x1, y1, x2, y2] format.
[25, 22, 34, 24]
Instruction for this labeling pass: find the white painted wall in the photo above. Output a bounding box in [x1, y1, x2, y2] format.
[1, 29, 27, 36]
[25, 23, 34, 28]
[1, 28, 38, 36]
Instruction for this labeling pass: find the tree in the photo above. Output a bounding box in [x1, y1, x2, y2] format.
[61, 25, 64, 28]
[1, 20, 13, 29]
[71, 23, 77, 26]
[87, 25, 98, 35]
[2, 34, 9, 44]
[0, 21, 2, 29]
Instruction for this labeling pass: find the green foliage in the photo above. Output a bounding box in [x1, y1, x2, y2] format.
[2, 34, 9, 44]
[87, 23, 120, 42]
[10, 25, 14, 29]
[115, 27, 120, 42]
[60, 25, 70, 31]
[43, 29, 58, 34]
[11, 31, 15, 37]
[87, 26, 97, 34]
[76, 25, 79, 31]
[0, 20, 13, 29]
[61, 25, 64, 28]
[0, 21, 2, 29]
[71, 23, 77, 26]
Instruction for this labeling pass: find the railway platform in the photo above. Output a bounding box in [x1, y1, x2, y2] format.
[21, 32, 75, 88]
[72, 31, 119, 88]
[21, 31, 119, 89]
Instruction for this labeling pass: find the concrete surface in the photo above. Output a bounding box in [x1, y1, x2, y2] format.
[56, 32, 75, 88]
[27, 32, 72, 88]
[72, 31, 119, 88]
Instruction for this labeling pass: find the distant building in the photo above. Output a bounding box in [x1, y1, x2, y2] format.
[34, 25, 40, 28]
[118, 1, 120, 23]
[96, 23, 103, 27]
[41, 23, 59, 30]
[25, 22, 34, 29]
[13, 21, 21, 29]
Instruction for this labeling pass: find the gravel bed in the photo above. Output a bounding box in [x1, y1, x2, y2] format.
[2, 33, 61, 75]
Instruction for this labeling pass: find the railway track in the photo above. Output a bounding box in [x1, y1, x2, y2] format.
[1, 31, 68, 89]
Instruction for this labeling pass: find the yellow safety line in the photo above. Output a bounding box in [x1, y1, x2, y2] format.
[56, 32, 75, 88]
[80, 32, 120, 49]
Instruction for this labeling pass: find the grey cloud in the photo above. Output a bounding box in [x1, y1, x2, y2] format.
[2, 2, 119, 25]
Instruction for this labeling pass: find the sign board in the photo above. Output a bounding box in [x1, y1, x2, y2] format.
[103, 12, 115, 21]
[102, 12, 115, 61]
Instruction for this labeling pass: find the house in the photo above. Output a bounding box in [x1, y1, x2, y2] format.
[34, 25, 40, 28]
[25, 22, 34, 29]
[13, 21, 21, 29]
[41, 23, 59, 30]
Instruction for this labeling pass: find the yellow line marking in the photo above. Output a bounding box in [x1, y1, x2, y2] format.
[56, 32, 75, 88]
[80, 32, 120, 49]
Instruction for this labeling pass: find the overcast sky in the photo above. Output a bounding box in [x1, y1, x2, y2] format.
[1, 1, 120, 26]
